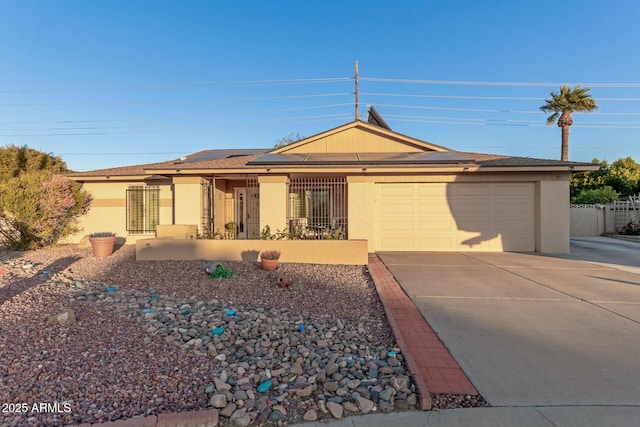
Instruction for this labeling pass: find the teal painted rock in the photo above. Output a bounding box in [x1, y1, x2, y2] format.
[257, 380, 272, 393]
[211, 327, 225, 335]
[225, 309, 236, 316]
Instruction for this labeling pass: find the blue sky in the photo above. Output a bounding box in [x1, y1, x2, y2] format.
[0, 0, 639, 171]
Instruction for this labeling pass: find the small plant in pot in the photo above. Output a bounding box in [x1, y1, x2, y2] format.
[260, 249, 281, 271]
[88, 232, 116, 257]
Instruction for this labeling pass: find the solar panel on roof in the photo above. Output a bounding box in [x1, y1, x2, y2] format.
[412, 152, 474, 163]
[177, 149, 269, 164]
[247, 151, 477, 165]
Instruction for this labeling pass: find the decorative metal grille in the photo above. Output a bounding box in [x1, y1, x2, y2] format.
[246, 176, 260, 239]
[201, 179, 214, 237]
[287, 177, 347, 239]
[126, 186, 159, 234]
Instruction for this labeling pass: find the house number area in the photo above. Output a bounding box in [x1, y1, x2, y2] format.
[1, 402, 72, 413]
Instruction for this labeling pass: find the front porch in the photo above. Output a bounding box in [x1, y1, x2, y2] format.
[188, 174, 349, 241]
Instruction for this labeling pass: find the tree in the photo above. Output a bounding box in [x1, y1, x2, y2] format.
[273, 132, 304, 149]
[0, 144, 69, 180]
[0, 171, 91, 250]
[540, 85, 598, 161]
[571, 156, 640, 201]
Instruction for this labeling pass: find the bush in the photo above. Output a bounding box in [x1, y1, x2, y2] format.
[571, 186, 619, 204]
[0, 172, 91, 250]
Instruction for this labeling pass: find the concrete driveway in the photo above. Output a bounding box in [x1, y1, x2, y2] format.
[377, 237, 640, 407]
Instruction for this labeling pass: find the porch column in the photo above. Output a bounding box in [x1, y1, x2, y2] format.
[347, 176, 375, 252]
[173, 176, 204, 230]
[536, 179, 570, 253]
[258, 175, 289, 234]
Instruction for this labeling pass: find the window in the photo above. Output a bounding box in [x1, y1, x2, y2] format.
[287, 178, 347, 239]
[126, 186, 159, 233]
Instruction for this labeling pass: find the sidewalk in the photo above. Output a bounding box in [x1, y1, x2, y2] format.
[294, 406, 640, 427]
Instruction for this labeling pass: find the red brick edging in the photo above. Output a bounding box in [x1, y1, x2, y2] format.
[367, 254, 478, 410]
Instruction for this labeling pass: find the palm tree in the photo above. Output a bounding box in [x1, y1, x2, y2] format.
[540, 85, 598, 161]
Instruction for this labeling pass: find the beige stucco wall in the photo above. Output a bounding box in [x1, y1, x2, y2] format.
[136, 238, 368, 265]
[173, 176, 204, 231]
[536, 180, 570, 253]
[63, 180, 172, 243]
[258, 175, 289, 233]
[347, 177, 376, 252]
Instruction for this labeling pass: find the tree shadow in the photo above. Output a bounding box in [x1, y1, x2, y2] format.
[0, 256, 81, 306]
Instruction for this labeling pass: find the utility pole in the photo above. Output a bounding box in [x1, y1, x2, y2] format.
[354, 61, 359, 120]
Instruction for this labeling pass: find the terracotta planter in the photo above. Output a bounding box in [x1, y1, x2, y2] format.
[261, 258, 279, 271]
[90, 236, 116, 257]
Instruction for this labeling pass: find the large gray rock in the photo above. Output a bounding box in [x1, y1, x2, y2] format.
[209, 393, 227, 409]
[229, 408, 251, 427]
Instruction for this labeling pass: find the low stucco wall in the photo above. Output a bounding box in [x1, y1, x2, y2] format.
[156, 224, 199, 239]
[136, 238, 368, 265]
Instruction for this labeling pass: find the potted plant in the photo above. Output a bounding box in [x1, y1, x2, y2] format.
[260, 249, 281, 271]
[89, 232, 116, 257]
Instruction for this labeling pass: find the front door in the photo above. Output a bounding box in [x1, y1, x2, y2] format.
[234, 187, 247, 239]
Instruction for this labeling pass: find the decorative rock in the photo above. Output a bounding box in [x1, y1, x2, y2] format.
[229, 408, 251, 427]
[324, 382, 339, 392]
[257, 380, 272, 393]
[290, 362, 303, 375]
[296, 385, 314, 397]
[326, 401, 343, 419]
[219, 403, 237, 417]
[47, 309, 77, 327]
[379, 388, 394, 402]
[395, 399, 409, 410]
[343, 401, 358, 412]
[209, 393, 227, 408]
[303, 409, 318, 421]
[269, 410, 285, 422]
[325, 362, 339, 376]
[378, 400, 393, 412]
[214, 377, 231, 391]
[407, 393, 418, 406]
[356, 396, 375, 414]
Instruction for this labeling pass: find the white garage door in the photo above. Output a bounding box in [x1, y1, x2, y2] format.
[374, 183, 535, 251]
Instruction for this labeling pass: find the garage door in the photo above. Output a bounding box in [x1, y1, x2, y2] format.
[374, 183, 535, 251]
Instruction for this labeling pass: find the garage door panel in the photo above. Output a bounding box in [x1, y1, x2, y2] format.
[494, 184, 532, 196]
[375, 183, 535, 252]
[452, 184, 491, 197]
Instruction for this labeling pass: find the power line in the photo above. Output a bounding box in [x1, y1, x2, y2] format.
[0, 103, 352, 125]
[368, 103, 640, 116]
[0, 77, 352, 86]
[361, 77, 640, 88]
[0, 113, 353, 137]
[0, 92, 352, 106]
[0, 79, 353, 93]
[362, 92, 640, 101]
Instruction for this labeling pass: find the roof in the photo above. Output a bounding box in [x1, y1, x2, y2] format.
[67, 120, 599, 179]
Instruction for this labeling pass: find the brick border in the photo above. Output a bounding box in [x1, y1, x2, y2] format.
[368, 254, 478, 409]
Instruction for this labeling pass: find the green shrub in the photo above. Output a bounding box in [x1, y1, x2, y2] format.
[0, 172, 91, 250]
[570, 186, 619, 204]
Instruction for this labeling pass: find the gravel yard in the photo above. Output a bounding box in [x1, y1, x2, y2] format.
[0, 244, 418, 426]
